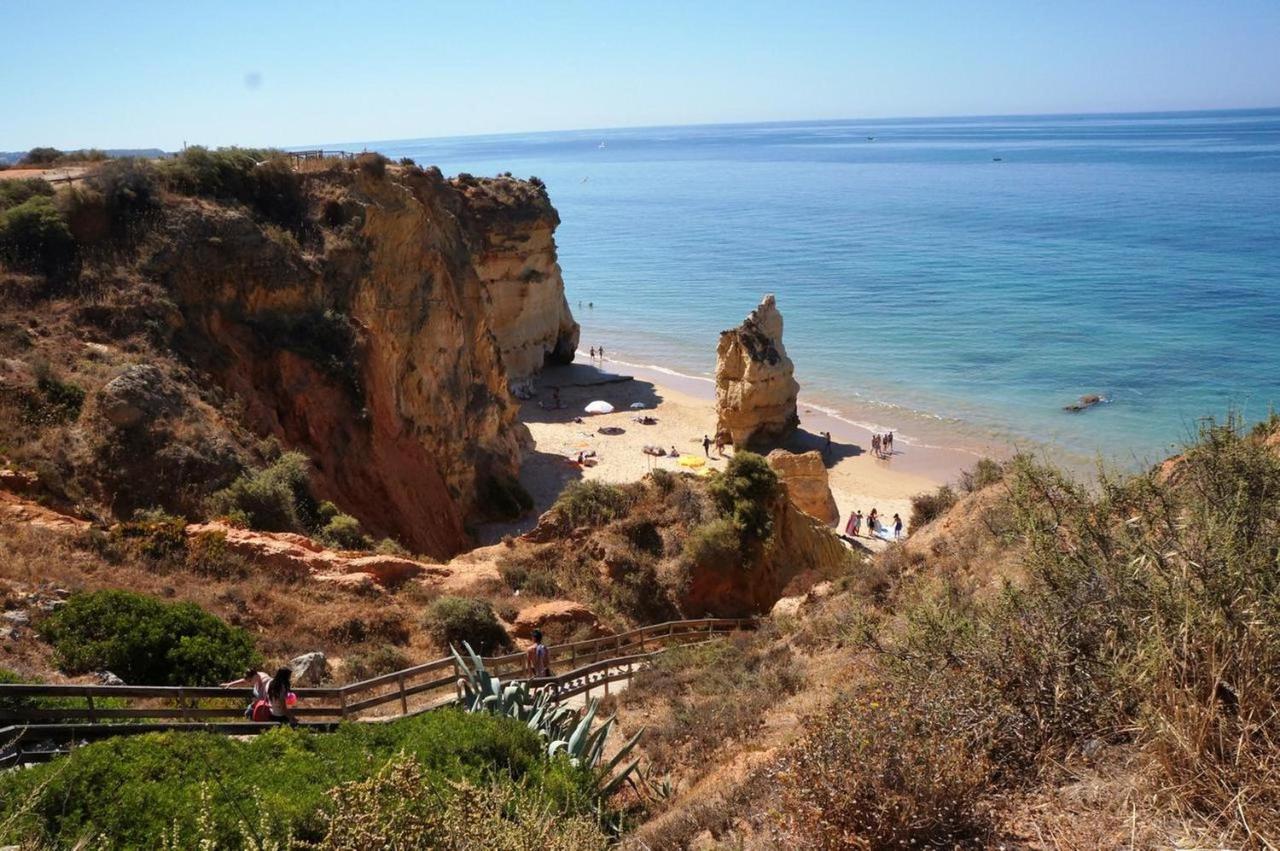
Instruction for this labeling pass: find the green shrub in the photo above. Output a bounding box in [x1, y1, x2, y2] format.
[908, 484, 956, 530]
[342, 646, 412, 682]
[0, 710, 595, 848]
[958, 457, 1004, 493]
[158, 146, 305, 229]
[318, 512, 370, 550]
[209, 451, 315, 533]
[0, 195, 77, 278]
[244, 309, 361, 396]
[708, 452, 780, 548]
[424, 596, 510, 655]
[374, 536, 408, 556]
[554, 480, 633, 527]
[682, 517, 741, 572]
[354, 151, 388, 178]
[40, 589, 259, 685]
[0, 177, 54, 211]
[110, 511, 188, 561]
[20, 370, 86, 425]
[19, 147, 62, 166]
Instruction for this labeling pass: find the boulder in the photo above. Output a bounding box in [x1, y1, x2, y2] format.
[289, 652, 329, 686]
[715, 295, 800, 449]
[510, 600, 612, 642]
[767, 449, 839, 526]
[96, 364, 185, 428]
[97, 671, 125, 686]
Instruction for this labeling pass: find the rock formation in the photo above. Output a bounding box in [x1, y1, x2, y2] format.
[459, 179, 580, 378]
[136, 167, 577, 558]
[767, 449, 839, 526]
[510, 600, 613, 642]
[715, 295, 800, 449]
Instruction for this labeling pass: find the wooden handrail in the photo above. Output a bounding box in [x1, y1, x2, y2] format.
[0, 617, 756, 731]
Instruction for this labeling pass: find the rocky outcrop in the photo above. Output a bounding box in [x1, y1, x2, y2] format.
[459, 178, 579, 379]
[185, 521, 451, 589]
[510, 600, 613, 642]
[140, 167, 574, 558]
[715, 295, 800, 449]
[682, 497, 853, 617]
[96, 364, 185, 428]
[767, 449, 839, 526]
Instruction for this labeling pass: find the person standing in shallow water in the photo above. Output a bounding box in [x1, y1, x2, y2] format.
[589, 346, 595, 359]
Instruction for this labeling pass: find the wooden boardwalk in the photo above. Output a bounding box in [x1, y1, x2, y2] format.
[0, 618, 753, 764]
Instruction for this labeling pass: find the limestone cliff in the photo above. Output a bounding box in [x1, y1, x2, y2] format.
[715, 295, 800, 449]
[457, 178, 579, 378]
[767, 449, 839, 526]
[11, 163, 578, 559]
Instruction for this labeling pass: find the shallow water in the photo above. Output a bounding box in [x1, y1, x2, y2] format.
[328, 109, 1280, 469]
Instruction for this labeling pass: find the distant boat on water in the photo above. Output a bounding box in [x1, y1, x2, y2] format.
[598, 141, 607, 149]
[992, 156, 1003, 162]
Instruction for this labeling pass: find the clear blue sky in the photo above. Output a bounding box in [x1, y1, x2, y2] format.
[3, 0, 1278, 151]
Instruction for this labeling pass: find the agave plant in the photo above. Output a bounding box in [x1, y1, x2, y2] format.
[451, 642, 643, 797]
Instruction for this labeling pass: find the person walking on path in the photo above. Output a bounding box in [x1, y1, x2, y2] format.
[265, 667, 297, 726]
[714, 433, 726, 457]
[702, 434, 712, 457]
[525, 629, 552, 679]
[222, 668, 271, 719]
[892, 513, 904, 540]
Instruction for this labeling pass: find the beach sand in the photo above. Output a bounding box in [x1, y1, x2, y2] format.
[480, 358, 987, 545]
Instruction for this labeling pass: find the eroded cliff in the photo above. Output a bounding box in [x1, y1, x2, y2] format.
[715, 294, 800, 449]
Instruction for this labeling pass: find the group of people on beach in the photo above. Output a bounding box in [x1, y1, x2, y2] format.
[871, 431, 894, 458]
[844, 507, 904, 541]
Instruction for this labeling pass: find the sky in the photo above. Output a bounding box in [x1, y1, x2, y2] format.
[2, 0, 1279, 151]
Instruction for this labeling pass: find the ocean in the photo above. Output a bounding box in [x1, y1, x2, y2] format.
[327, 109, 1280, 470]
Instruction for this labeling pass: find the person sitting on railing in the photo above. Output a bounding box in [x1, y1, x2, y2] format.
[221, 667, 271, 719]
[524, 629, 552, 679]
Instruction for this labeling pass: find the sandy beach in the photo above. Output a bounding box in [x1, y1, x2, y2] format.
[484, 356, 988, 545]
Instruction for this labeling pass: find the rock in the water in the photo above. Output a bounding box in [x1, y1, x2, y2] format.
[96, 364, 185, 428]
[1063, 393, 1106, 413]
[715, 295, 800, 449]
[767, 449, 839, 526]
[289, 652, 329, 686]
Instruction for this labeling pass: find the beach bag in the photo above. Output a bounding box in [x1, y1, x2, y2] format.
[250, 699, 272, 722]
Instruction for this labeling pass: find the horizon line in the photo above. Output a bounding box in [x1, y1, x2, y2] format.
[296, 103, 1280, 154]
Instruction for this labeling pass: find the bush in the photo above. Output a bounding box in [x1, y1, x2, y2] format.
[774, 682, 993, 848]
[958, 457, 1004, 493]
[682, 517, 741, 572]
[39, 589, 259, 685]
[424, 596, 510, 655]
[209, 451, 315, 533]
[318, 512, 370, 550]
[342, 646, 412, 681]
[110, 511, 188, 561]
[908, 484, 956, 529]
[19, 147, 62, 166]
[354, 152, 388, 179]
[708, 452, 780, 548]
[0, 177, 54, 211]
[0, 710, 596, 848]
[554, 480, 633, 527]
[158, 146, 305, 229]
[0, 195, 77, 278]
[498, 562, 561, 597]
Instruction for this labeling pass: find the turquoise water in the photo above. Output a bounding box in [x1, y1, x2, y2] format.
[332, 110, 1280, 467]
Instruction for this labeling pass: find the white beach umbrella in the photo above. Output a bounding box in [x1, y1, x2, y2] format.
[584, 400, 614, 414]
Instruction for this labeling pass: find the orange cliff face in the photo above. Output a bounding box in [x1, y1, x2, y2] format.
[138, 166, 577, 558]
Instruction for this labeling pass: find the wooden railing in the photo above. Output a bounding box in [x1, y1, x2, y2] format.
[0, 618, 753, 743]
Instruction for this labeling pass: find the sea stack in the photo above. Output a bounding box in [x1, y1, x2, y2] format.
[715, 294, 800, 449]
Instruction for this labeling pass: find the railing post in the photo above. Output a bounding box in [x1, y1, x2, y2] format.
[178, 688, 188, 721]
[397, 675, 409, 716]
[339, 691, 349, 720]
[87, 694, 96, 724]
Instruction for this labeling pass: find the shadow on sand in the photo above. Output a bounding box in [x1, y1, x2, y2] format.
[783, 427, 864, 466]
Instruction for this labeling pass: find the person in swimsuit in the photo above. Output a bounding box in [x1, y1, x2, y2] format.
[893, 513, 904, 540]
[868, 508, 879, 535]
